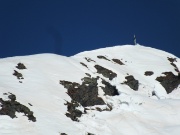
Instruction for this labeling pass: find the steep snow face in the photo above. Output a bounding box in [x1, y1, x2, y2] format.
[0, 45, 179, 135]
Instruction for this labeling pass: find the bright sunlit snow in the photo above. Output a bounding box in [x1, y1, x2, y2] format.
[0, 45, 179, 135]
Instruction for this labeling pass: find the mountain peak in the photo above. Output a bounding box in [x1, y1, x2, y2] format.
[0, 45, 180, 135]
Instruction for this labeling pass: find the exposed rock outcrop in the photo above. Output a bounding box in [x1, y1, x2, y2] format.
[87, 132, 95, 135]
[144, 71, 154, 76]
[0, 93, 36, 122]
[85, 57, 96, 62]
[60, 77, 105, 121]
[13, 70, 24, 80]
[80, 62, 88, 68]
[97, 55, 110, 61]
[167, 57, 179, 73]
[60, 133, 68, 135]
[101, 79, 119, 96]
[16, 63, 27, 70]
[95, 106, 112, 112]
[65, 101, 83, 122]
[60, 77, 105, 107]
[60, 76, 120, 121]
[112, 58, 124, 65]
[85, 73, 91, 77]
[123, 75, 139, 91]
[94, 65, 117, 80]
[156, 72, 180, 94]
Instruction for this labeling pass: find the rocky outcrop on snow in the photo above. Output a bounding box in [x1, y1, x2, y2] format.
[16, 63, 27, 70]
[100, 79, 119, 96]
[13, 70, 24, 80]
[60, 77, 105, 107]
[0, 93, 36, 122]
[80, 62, 88, 68]
[112, 58, 124, 65]
[60, 133, 68, 135]
[13, 63, 27, 83]
[123, 75, 139, 90]
[60, 75, 119, 121]
[85, 57, 96, 62]
[64, 100, 83, 121]
[60, 77, 105, 121]
[144, 71, 154, 76]
[94, 65, 117, 80]
[167, 57, 179, 73]
[156, 72, 180, 94]
[97, 55, 110, 61]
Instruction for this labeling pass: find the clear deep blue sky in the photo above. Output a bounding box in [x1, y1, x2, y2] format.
[0, 0, 179, 58]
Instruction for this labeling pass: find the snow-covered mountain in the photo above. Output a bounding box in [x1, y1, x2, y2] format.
[0, 45, 180, 135]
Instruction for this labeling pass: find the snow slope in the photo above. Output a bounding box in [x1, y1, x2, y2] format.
[0, 45, 179, 135]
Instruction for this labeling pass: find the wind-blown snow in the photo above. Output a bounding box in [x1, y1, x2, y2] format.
[0, 45, 179, 135]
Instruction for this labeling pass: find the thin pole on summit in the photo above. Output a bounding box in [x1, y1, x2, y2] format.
[134, 35, 137, 45]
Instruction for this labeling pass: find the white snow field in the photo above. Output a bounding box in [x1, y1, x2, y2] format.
[0, 45, 179, 135]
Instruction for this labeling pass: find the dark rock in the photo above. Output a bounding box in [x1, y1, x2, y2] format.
[85, 73, 91, 77]
[60, 76, 117, 121]
[151, 91, 160, 99]
[107, 104, 113, 111]
[16, 63, 27, 70]
[123, 75, 139, 91]
[171, 63, 179, 73]
[167, 57, 179, 73]
[85, 57, 96, 62]
[28, 103, 33, 106]
[144, 71, 154, 76]
[97, 55, 110, 61]
[112, 59, 124, 65]
[81, 77, 98, 86]
[66, 77, 105, 107]
[60, 77, 105, 121]
[167, 57, 176, 63]
[13, 70, 23, 79]
[60, 133, 67, 135]
[80, 62, 88, 68]
[95, 107, 103, 112]
[94, 65, 117, 80]
[101, 79, 119, 96]
[65, 101, 83, 121]
[0, 93, 36, 122]
[156, 72, 180, 94]
[8, 94, 16, 101]
[87, 132, 95, 135]
[152, 91, 156, 96]
[60, 80, 80, 89]
[95, 106, 111, 112]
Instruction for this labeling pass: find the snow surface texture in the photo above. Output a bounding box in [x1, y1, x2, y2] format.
[0, 45, 179, 135]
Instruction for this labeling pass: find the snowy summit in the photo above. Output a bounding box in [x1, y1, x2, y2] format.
[0, 45, 180, 135]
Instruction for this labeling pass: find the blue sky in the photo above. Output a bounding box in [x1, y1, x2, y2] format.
[0, 0, 179, 58]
